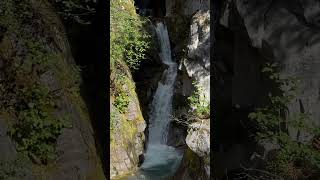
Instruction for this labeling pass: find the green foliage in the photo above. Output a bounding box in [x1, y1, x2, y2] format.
[114, 91, 130, 114]
[0, 0, 76, 164]
[249, 62, 320, 179]
[110, 0, 151, 70]
[8, 84, 68, 164]
[188, 82, 210, 118]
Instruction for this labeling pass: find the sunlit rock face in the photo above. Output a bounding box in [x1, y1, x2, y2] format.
[185, 120, 210, 177]
[110, 80, 146, 178]
[186, 120, 210, 157]
[231, 0, 320, 140]
[185, 10, 210, 104]
[164, 1, 211, 179]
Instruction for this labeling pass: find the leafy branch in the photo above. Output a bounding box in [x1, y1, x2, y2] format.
[248, 62, 320, 179]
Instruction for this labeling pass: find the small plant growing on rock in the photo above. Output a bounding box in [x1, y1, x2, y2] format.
[114, 91, 130, 114]
[188, 82, 210, 118]
[8, 84, 68, 164]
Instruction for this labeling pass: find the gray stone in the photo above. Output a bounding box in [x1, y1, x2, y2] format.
[184, 10, 210, 103]
[127, 101, 138, 121]
[186, 120, 210, 157]
[136, 121, 146, 133]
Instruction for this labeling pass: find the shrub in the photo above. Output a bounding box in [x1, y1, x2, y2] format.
[188, 82, 210, 118]
[110, 0, 150, 70]
[248, 63, 320, 179]
[114, 91, 130, 114]
[0, 0, 75, 165]
[8, 84, 68, 164]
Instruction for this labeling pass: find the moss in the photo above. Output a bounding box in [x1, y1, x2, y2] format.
[0, 0, 105, 178]
[111, 111, 138, 148]
[182, 148, 208, 180]
[185, 148, 201, 172]
[86, 168, 106, 180]
[122, 119, 137, 143]
[110, 1, 149, 177]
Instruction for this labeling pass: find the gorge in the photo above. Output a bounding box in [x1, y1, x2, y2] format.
[110, 0, 210, 179]
[1, 0, 319, 179]
[112, 0, 320, 179]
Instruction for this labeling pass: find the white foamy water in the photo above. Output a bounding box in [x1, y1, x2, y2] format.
[139, 21, 182, 178]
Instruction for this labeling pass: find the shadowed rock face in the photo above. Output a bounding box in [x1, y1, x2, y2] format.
[211, 0, 320, 177]
[166, 0, 210, 17]
[0, 1, 105, 179]
[221, 0, 320, 140]
[0, 119, 17, 162]
[135, 0, 166, 17]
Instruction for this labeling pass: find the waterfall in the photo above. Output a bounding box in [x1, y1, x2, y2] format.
[139, 21, 182, 178]
[148, 22, 177, 143]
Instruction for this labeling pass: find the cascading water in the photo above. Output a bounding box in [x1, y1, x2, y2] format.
[146, 22, 177, 144]
[124, 22, 183, 180]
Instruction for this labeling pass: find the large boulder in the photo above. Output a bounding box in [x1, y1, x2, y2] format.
[186, 120, 210, 158]
[185, 120, 210, 177]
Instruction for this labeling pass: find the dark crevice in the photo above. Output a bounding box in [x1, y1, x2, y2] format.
[62, 4, 107, 177]
[212, 1, 277, 178]
[134, 0, 166, 17]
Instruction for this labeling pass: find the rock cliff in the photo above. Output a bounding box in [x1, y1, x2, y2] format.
[110, 66, 146, 178]
[164, 0, 211, 179]
[218, 0, 320, 152]
[109, 0, 148, 178]
[0, 0, 105, 179]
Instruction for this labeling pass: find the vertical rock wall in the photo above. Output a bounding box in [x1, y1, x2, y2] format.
[165, 0, 211, 179]
[0, 1, 105, 179]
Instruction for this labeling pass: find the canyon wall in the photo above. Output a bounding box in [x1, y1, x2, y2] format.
[0, 0, 105, 179]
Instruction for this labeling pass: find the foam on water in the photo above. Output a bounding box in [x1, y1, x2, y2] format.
[137, 21, 182, 179]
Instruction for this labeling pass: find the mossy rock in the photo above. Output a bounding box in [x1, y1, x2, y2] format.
[0, 0, 105, 179]
[172, 148, 209, 180]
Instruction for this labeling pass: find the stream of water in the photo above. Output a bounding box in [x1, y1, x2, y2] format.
[122, 21, 182, 180]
